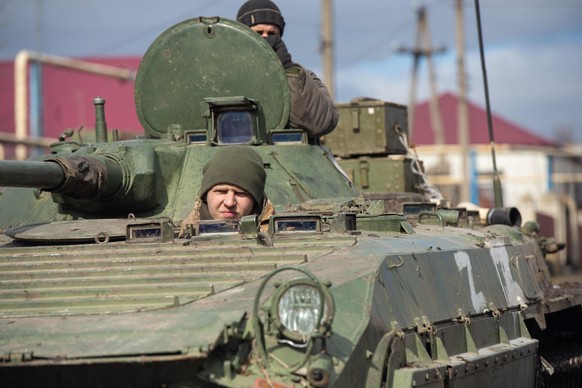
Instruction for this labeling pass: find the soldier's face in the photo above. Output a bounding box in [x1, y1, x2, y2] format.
[251, 23, 281, 38]
[207, 184, 255, 220]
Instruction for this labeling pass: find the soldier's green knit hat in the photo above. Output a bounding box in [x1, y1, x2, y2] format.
[200, 146, 266, 206]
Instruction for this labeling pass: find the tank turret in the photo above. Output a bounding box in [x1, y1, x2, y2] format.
[0, 17, 358, 229]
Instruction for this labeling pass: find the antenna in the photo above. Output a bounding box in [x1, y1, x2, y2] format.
[474, 0, 503, 207]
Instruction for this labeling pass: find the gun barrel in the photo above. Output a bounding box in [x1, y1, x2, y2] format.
[0, 160, 65, 189]
[0, 153, 158, 214]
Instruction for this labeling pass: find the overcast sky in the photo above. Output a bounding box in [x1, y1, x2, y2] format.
[1, 0, 581, 142]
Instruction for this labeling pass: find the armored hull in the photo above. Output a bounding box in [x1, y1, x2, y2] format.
[2, 217, 580, 387]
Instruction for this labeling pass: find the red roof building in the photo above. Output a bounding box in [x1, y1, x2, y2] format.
[411, 92, 556, 147]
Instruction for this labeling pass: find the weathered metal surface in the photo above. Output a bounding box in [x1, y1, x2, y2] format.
[5, 219, 136, 242]
[0, 224, 552, 366]
[0, 234, 355, 317]
[0, 15, 581, 388]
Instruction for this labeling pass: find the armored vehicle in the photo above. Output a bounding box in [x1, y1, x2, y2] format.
[1, 17, 580, 388]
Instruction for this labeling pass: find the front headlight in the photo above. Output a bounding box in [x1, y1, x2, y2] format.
[252, 266, 336, 372]
[278, 284, 322, 335]
[273, 279, 334, 343]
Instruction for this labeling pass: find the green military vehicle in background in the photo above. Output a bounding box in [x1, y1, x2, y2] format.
[0, 17, 580, 388]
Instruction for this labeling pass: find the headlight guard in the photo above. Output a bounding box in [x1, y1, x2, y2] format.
[252, 266, 335, 371]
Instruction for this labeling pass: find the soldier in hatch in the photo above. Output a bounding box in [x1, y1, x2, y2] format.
[236, 0, 338, 138]
[181, 146, 274, 232]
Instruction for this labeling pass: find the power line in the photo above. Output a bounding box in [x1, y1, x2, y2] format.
[342, 16, 412, 67]
[342, 0, 450, 66]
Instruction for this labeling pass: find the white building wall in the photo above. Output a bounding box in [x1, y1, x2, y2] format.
[481, 151, 548, 222]
[415, 146, 550, 223]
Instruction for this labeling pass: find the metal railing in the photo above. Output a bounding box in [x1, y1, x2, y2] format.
[13, 50, 136, 160]
[0, 132, 54, 160]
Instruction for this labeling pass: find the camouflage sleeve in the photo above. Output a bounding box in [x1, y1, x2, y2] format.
[286, 65, 339, 138]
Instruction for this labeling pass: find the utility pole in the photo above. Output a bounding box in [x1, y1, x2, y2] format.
[321, 0, 335, 98]
[455, 0, 471, 203]
[396, 6, 446, 144]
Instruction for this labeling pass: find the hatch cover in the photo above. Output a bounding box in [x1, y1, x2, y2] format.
[5, 219, 134, 243]
[134, 17, 290, 139]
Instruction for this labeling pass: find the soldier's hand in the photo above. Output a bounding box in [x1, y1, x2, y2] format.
[265, 35, 294, 69]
